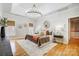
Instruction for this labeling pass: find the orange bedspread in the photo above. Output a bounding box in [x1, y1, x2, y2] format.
[32, 35, 39, 41]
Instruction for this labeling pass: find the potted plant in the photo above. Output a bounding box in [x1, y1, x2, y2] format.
[0, 17, 7, 38]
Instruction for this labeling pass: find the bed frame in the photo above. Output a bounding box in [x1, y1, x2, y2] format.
[25, 35, 50, 47]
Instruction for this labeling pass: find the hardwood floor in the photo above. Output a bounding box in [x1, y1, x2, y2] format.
[47, 38, 79, 56]
[12, 38, 79, 56]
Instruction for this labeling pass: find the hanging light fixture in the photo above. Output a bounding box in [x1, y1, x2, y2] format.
[26, 4, 43, 18]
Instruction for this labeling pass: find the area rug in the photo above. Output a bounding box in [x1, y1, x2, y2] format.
[16, 40, 57, 56]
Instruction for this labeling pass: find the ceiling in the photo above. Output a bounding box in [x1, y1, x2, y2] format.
[10, 3, 71, 18]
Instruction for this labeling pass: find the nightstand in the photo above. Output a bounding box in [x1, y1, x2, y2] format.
[53, 35, 63, 43]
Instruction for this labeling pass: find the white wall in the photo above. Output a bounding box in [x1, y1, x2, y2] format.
[0, 3, 2, 17]
[35, 6, 79, 44]
[0, 4, 2, 36]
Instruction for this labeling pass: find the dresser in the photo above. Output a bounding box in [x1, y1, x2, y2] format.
[54, 35, 63, 43]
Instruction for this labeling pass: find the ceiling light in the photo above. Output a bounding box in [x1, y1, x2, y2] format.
[26, 4, 43, 18]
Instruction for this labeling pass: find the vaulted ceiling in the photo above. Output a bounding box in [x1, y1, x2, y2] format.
[2, 3, 79, 19]
[11, 3, 70, 16]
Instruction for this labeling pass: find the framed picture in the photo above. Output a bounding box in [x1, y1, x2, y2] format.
[18, 25, 22, 29]
[29, 23, 33, 27]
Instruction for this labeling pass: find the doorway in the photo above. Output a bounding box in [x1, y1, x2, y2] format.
[69, 17, 79, 44]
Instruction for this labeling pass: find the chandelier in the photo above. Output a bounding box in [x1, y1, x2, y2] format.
[26, 4, 43, 18]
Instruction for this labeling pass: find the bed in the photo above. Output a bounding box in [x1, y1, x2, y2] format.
[25, 34, 50, 47]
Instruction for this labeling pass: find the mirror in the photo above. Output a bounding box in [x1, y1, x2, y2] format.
[43, 20, 50, 28]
